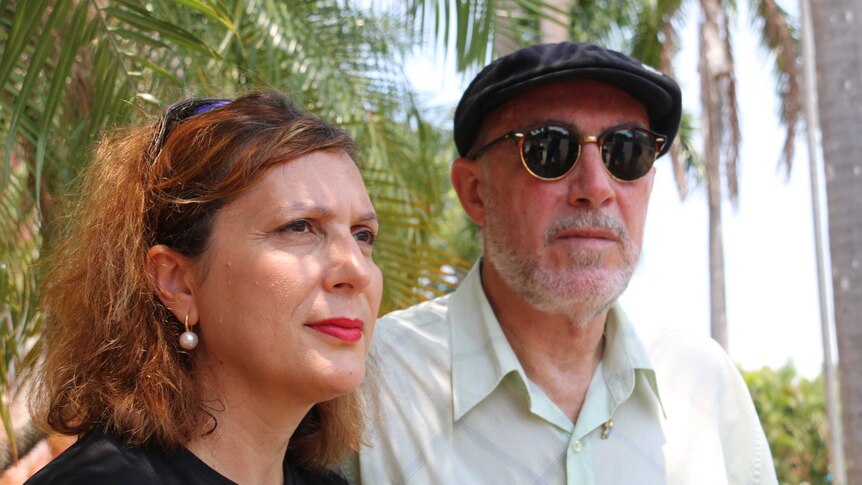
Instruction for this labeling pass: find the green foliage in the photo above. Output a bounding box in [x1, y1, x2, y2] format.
[743, 364, 831, 484]
[0, 158, 43, 463]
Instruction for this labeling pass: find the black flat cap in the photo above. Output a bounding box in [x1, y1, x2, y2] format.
[454, 42, 682, 158]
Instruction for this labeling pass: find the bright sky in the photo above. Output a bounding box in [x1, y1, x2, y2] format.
[404, 1, 830, 378]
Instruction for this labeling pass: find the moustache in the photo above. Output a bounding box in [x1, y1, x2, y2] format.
[544, 211, 628, 245]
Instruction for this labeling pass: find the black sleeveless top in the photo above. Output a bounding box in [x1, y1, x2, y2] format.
[26, 428, 347, 485]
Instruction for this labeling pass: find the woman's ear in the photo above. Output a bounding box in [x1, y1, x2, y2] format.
[146, 245, 198, 325]
[451, 157, 487, 227]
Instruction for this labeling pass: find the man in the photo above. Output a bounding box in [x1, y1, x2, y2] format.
[348, 42, 776, 484]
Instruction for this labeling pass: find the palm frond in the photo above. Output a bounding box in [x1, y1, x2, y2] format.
[672, 112, 705, 199]
[404, 0, 588, 71]
[0, 155, 43, 461]
[722, 7, 740, 204]
[749, 0, 800, 177]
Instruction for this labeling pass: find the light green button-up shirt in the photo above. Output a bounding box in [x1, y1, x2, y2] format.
[346, 263, 776, 484]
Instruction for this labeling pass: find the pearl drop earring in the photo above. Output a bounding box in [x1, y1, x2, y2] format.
[179, 313, 199, 350]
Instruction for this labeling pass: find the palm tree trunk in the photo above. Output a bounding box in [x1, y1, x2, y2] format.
[699, 0, 731, 351]
[800, 0, 846, 481]
[539, 0, 569, 43]
[811, 0, 862, 480]
[494, 0, 518, 56]
[706, 161, 728, 350]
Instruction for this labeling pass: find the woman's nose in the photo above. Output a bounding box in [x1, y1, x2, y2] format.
[322, 234, 372, 294]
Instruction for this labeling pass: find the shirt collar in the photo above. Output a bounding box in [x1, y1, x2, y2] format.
[450, 262, 527, 421]
[449, 261, 664, 422]
[602, 305, 664, 415]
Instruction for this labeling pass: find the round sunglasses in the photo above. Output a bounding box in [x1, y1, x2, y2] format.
[467, 123, 667, 182]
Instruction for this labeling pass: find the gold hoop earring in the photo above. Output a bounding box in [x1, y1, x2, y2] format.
[179, 312, 199, 350]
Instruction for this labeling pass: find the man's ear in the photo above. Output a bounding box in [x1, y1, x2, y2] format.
[146, 245, 198, 326]
[451, 157, 487, 227]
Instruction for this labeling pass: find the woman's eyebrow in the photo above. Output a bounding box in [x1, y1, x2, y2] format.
[278, 202, 335, 218]
[276, 204, 378, 225]
[357, 212, 379, 225]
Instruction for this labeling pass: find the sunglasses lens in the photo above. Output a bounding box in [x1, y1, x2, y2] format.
[601, 129, 658, 181]
[521, 126, 577, 179]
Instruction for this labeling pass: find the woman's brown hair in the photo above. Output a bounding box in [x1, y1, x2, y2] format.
[32, 89, 363, 470]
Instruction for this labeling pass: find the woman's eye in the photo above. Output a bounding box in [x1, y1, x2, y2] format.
[282, 220, 312, 233]
[354, 229, 376, 246]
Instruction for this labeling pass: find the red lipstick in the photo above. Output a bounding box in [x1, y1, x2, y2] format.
[306, 318, 365, 343]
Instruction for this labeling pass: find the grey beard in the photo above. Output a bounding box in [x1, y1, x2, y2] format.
[483, 208, 639, 327]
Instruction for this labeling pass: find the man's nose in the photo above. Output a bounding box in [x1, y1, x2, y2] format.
[322, 235, 372, 294]
[565, 140, 615, 208]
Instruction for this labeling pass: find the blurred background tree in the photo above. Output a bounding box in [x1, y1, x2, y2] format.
[810, 0, 862, 479]
[744, 365, 831, 484]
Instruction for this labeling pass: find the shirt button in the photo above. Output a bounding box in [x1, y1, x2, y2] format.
[571, 440, 582, 453]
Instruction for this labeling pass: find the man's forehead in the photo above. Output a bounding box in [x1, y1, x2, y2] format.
[501, 79, 647, 115]
[476, 79, 650, 140]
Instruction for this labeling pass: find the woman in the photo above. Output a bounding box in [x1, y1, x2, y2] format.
[27, 90, 382, 484]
